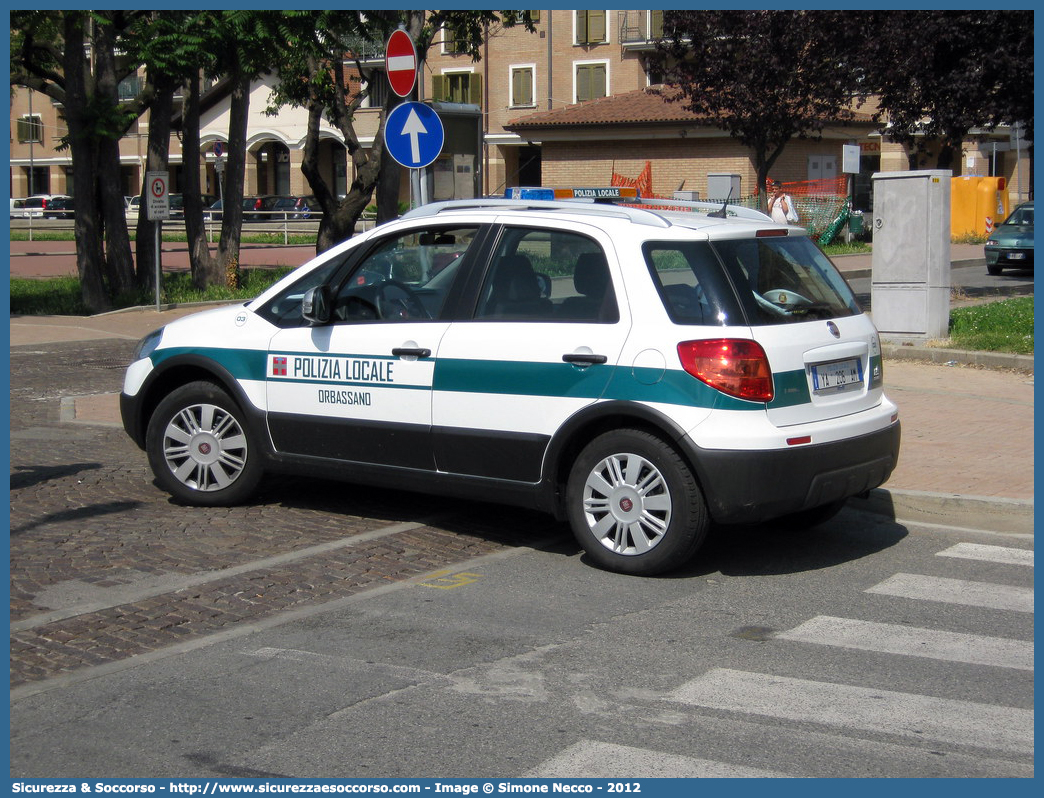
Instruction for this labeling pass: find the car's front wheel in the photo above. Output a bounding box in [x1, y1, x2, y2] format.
[566, 429, 709, 575]
[145, 381, 263, 505]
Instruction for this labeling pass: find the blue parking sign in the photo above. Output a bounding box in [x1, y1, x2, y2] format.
[383, 102, 444, 169]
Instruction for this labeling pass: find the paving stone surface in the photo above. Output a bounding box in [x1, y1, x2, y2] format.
[9, 339, 567, 688]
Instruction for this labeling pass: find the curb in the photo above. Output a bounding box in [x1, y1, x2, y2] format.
[882, 344, 1034, 372]
[92, 299, 240, 317]
[850, 488, 1034, 536]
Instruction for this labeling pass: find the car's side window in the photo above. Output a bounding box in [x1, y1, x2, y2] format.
[331, 225, 479, 323]
[475, 227, 618, 322]
[644, 241, 739, 326]
[254, 255, 350, 328]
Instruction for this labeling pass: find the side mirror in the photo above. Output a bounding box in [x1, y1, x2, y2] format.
[302, 285, 332, 325]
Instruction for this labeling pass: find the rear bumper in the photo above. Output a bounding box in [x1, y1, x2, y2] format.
[689, 421, 901, 525]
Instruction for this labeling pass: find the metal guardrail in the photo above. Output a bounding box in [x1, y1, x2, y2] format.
[10, 212, 380, 244]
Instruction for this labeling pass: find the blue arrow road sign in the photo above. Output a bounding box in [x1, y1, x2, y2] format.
[384, 102, 444, 169]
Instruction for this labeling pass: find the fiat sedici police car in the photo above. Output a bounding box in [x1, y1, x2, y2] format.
[122, 187, 900, 575]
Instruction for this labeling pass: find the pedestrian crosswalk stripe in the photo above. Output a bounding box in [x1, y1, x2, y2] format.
[936, 542, 1034, 567]
[526, 740, 793, 778]
[673, 668, 1033, 755]
[776, 615, 1033, 671]
[866, 573, 1033, 613]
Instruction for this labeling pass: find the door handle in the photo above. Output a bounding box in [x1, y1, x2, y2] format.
[562, 353, 607, 367]
[392, 347, 431, 359]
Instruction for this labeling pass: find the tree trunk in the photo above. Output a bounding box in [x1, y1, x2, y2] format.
[92, 12, 136, 300]
[301, 98, 356, 254]
[182, 72, 221, 289]
[135, 73, 175, 291]
[300, 57, 383, 254]
[61, 13, 111, 314]
[216, 69, 251, 288]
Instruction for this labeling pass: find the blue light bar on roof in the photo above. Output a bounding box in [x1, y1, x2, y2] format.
[505, 186, 640, 201]
[504, 187, 556, 200]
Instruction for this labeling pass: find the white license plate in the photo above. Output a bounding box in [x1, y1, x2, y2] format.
[811, 358, 863, 392]
[1007, 252, 1025, 260]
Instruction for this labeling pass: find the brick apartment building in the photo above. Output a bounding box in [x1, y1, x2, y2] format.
[10, 10, 1031, 211]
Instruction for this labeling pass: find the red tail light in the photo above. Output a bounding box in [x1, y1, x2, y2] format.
[41, 199, 49, 210]
[677, 339, 774, 402]
[254, 198, 262, 209]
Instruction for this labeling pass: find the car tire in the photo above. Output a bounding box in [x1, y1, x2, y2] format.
[566, 429, 709, 576]
[145, 381, 263, 506]
[775, 499, 846, 530]
[987, 263, 1003, 275]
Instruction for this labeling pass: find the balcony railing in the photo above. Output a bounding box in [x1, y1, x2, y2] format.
[619, 10, 663, 46]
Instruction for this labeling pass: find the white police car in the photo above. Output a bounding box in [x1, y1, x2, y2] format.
[122, 188, 900, 575]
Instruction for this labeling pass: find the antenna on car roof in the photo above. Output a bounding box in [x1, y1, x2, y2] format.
[706, 188, 732, 219]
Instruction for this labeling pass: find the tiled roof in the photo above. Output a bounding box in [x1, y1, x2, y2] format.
[507, 85, 878, 131]
[507, 86, 699, 129]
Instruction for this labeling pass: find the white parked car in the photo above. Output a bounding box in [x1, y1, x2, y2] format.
[121, 188, 900, 575]
[20, 194, 70, 218]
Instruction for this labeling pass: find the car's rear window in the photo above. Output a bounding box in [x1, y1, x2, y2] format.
[646, 236, 860, 327]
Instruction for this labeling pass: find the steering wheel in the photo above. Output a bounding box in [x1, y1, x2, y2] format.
[374, 279, 430, 320]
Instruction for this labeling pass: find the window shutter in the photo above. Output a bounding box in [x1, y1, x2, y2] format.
[577, 66, 591, 102]
[468, 73, 483, 106]
[592, 64, 606, 99]
[512, 69, 523, 105]
[650, 10, 663, 38]
[432, 74, 448, 102]
[589, 10, 606, 42]
[576, 11, 587, 44]
[520, 68, 533, 105]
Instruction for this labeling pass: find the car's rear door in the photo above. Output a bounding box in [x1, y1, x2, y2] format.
[432, 221, 631, 482]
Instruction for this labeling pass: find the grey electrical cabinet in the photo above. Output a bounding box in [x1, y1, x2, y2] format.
[706, 173, 741, 201]
[870, 170, 951, 341]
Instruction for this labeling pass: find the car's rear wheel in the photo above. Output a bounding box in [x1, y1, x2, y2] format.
[146, 381, 263, 506]
[566, 429, 709, 575]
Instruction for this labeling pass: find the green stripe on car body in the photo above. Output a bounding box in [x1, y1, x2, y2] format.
[151, 346, 809, 411]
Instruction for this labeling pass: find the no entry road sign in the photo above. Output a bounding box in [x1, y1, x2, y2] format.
[385, 29, 417, 98]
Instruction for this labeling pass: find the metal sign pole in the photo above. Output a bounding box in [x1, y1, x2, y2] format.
[155, 222, 161, 311]
[145, 170, 169, 310]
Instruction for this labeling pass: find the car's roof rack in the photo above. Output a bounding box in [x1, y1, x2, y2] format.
[400, 188, 774, 228]
[623, 196, 774, 223]
[400, 198, 674, 228]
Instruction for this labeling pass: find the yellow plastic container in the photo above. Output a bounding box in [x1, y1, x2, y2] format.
[950, 176, 982, 237]
[976, 177, 1008, 236]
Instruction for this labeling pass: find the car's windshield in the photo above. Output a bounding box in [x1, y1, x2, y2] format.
[1005, 206, 1033, 226]
[712, 236, 861, 325]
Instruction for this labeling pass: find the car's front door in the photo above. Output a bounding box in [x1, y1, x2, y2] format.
[265, 223, 482, 469]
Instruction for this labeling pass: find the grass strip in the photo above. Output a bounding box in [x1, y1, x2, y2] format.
[10, 268, 293, 317]
[947, 296, 1034, 355]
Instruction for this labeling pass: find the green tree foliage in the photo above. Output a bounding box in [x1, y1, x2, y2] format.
[860, 10, 1033, 169]
[265, 10, 535, 253]
[655, 10, 1032, 186]
[11, 11, 147, 312]
[655, 10, 872, 209]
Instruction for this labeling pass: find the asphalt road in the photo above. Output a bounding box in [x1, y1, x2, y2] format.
[8, 336, 1035, 779]
[10, 504, 1035, 778]
[847, 261, 1034, 310]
